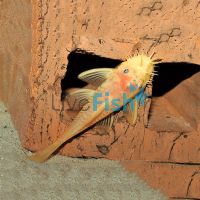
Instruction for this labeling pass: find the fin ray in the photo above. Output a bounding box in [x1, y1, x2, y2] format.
[124, 100, 138, 126]
[78, 68, 114, 86]
[65, 88, 95, 111]
[96, 113, 114, 130]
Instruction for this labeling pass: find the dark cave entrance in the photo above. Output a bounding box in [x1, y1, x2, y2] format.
[152, 62, 200, 97]
[61, 50, 200, 132]
[61, 50, 122, 100]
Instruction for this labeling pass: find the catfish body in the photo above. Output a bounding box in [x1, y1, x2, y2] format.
[29, 54, 155, 162]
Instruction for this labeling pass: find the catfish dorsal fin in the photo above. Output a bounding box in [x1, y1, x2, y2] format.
[78, 68, 114, 86]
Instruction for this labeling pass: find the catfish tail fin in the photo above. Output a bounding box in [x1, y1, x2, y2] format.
[28, 129, 79, 163]
[28, 138, 65, 163]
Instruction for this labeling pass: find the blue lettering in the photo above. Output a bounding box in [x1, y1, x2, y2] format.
[129, 82, 139, 93]
[93, 92, 103, 111]
[122, 93, 133, 111]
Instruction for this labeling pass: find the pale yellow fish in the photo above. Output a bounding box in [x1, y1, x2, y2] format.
[29, 54, 156, 162]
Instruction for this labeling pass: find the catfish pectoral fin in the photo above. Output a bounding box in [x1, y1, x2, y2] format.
[124, 100, 138, 126]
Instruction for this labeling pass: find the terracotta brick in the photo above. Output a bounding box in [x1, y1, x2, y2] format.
[122, 161, 200, 199]
[1, 0, 200, 165]
[0, 0, 200, 198]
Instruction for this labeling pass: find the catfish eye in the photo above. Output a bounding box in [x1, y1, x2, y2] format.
[123, 68, 129, 73]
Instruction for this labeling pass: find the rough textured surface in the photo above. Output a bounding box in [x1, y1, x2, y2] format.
[123, 160, 200, 199]
[0, 102, 167, 200]
[27, 0, 200, 161]
[0, 0, 199, 161]
[0, 0, 200, 199]
[0, 0, 31, 142]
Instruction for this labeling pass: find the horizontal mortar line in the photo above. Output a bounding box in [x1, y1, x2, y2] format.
[151, 161, 200, 166]
[122, 160, 200, 166]
[170, 197, 200, 200]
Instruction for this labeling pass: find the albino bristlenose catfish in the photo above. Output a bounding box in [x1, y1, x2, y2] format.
[29, 54, 157, 162]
